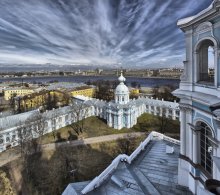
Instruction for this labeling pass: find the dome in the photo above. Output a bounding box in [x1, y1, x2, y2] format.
[115, 83, 129, 94]
[114, 71, 130, 104]
[118, 73, 126, 82]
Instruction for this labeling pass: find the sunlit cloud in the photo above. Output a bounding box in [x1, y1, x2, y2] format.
[0, 0, 213, 68]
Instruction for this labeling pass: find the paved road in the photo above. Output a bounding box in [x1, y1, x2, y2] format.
[0, 132, 145, 167]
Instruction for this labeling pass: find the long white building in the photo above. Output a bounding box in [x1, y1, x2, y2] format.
[0, 73, 179, 153]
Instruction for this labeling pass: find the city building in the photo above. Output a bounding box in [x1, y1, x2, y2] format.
[4, 87, 35, 100]
[159, 68, 183, 78]
[71, 86, 96, 98]
[130, 88, 140, 96]
[172, 0, 220, 194]
[14, 90, 70, 112]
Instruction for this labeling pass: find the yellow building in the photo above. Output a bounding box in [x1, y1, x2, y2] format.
[130, 88, 140, 95]
[15, 90, 70, 112]
[17, 91, 48, 112]
[71, 86, 96, 98]
[4, 88, 35, 100]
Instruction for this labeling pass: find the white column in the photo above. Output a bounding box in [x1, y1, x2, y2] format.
[118, 115, 120, 129]
[154, 106, 157, 115]
[108, 113, 112, 126]
[180, 110, 186, 155]
[166, 108, 169, 118]
[172, 109, 176, 120]
[148, 105, 151, 114]
[159, 107, 163, 117]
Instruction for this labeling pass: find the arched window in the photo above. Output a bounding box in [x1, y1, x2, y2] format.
[200, 122, 213, 174]
[197, 39, 215, 84]
[12, 135, 16, 142]
[0, 135, 4, 144]
[6, 137, 10, 143]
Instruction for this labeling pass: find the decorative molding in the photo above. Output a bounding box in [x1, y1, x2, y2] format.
[195, 22, 214, 41]
[187, 123, 201, 133]
[179, 103, 193, 113]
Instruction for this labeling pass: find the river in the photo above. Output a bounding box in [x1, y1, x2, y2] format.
[0, 75, 180, 88]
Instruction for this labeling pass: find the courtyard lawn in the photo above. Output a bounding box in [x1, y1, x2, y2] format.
[132, 113, 180, 134]
[40, 114, 180, 145]
[40, 116, 131, 144]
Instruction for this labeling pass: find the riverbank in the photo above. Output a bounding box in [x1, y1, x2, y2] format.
[0, 74, 180, 80]
[0, 75, 180, 88]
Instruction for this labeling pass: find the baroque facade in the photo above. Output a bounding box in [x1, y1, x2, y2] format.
[173, 0, 220, 194]
[75, 72, 179, 130]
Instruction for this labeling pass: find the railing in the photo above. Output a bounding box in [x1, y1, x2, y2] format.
[151, 131, 180, 145]
[81, 131, 179, 194]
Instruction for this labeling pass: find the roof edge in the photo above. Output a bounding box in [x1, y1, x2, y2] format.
[177, 1, 217, 27]
[80, 131, 180, 194]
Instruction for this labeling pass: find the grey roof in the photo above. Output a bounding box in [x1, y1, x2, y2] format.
[43, 106, 72, 119]
[0, 110, 39, 130]
[63, 137, 192, 195]
[105, 97, 179, 110]
[85, 99, 107, 108]
[45, 82, 89, 90]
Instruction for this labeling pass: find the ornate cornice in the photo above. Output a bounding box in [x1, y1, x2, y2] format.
[179, 103, 193, 113]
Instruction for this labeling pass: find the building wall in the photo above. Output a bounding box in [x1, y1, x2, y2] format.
[71, 87, 95, 98]
[130, 88, 140, 95]
[4, 88, 34, 100]
[15, 90, 70, 112]
[173, 2, 220, 194]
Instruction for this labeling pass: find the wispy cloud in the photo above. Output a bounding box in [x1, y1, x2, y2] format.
[0, 0, 212, 68]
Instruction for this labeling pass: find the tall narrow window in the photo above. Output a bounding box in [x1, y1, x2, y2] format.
[200, 122, 213, 175]
[208, 46, 214, 82]
[198, 40, 215, 85]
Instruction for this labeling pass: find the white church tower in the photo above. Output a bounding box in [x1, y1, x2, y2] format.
[115, 71, 130, 104]
[173, 1, 220, 194]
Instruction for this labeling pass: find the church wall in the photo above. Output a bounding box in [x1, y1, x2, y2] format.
[174, 3, 220, 194]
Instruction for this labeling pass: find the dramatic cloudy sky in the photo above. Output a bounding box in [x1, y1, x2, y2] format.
[0, 0, 213, 68]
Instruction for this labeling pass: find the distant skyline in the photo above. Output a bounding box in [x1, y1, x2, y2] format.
[0, 0, 213, 68]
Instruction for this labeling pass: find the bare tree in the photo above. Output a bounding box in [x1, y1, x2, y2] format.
[69, 101, 90, 135]
[16, 111, 47, 180]
[16, 121, 33, 156]
[30, 112, 47, 145]
[116, 134, 137, 155]
[157, 108, 169, 134]
[50, 109, 59, 141]
[9, 93, 17, 114]
[63, 92, 70, 106]
[46, 91, 58, 110]
[16, 111, 47, 155]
